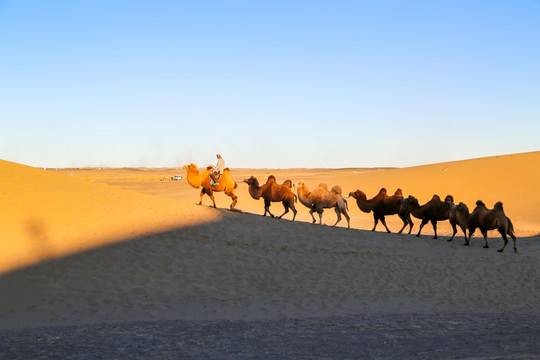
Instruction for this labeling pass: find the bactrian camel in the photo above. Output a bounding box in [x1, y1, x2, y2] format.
[243, 175, 297, 220]
[466, 200, 517, 253]
[348, 188, 413, 234]
[400, 194, 454, 239]
[448, 202, 469, 242]
[184, 163, 238, 210]
[295, 181, 350, 228]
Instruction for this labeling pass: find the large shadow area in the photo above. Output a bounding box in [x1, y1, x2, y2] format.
[1, 313, 539, 359]
[1, 209, 539, 358]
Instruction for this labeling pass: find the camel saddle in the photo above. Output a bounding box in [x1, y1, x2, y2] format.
[210, 171, 221, 187]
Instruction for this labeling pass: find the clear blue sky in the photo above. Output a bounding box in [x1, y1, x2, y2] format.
[1, 1, 539, 169]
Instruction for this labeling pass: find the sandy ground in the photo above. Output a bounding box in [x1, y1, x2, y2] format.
[0, 151, 539, 331]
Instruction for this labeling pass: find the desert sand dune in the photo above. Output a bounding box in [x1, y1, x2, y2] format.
[0, 151, 539, 330]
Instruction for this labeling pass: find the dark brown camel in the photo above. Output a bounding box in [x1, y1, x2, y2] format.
[243, 175, 297, 220]
[448, 202, 469, 242]
[400, 194, 454, 239]
[466, 200, 517, 253]
[348, 188, 413, 234]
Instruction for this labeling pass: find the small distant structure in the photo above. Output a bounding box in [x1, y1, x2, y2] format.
[161, 175, 183, 181]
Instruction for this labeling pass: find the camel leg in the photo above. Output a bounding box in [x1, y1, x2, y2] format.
[408, 214, 414, 234]
[343, 209, 350, 229]
[309, 207, 317, 223]
[448, 222, 458, 242]
[379, 215, 391, 233]
[465, 227, 475, 246]
[332, 207, 341, 226]
[316, 206, 324, 225]
[371, 213, 379, 231]
[264, 206, 275, 217]
[278, 201, 289, 219]
[227, 191, 238, 210]
[204, 188, 217, 208]
[481, 230, 489, 248]
[431, 219, 439, 239]
[290, 203, 297, 222]
[416, 218, 429, 237]
[397, 213, 408, 234]
[509, 229, 517, 253]
[497, 228, 509, 253]
[198, 189, 205, 205]
[264, 199, 274, 218]
[507, 220, 517, 253]
[209, 194, 217, 208]
[460, 226, 468, 242]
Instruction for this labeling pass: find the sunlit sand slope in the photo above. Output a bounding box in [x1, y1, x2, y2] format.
[0, 160, 220, 274]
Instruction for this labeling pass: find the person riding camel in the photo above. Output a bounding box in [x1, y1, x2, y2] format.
[210, 153, 225, 187]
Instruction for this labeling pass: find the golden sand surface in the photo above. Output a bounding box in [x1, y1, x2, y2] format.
[0, 151, 539, 329]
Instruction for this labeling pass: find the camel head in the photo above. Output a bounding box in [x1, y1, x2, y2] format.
[243, 176, 259, 186]
[184, 163, 199, 173]
[348, 190, 366, 200]
[294, 180, 308, 193]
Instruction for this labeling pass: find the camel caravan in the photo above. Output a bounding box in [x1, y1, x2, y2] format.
[184, 164, 517, 253]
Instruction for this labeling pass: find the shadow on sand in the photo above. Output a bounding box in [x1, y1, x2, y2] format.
[1, 209, 539, 357]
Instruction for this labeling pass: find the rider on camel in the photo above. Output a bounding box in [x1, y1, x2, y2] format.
[210, 153, 224, 186]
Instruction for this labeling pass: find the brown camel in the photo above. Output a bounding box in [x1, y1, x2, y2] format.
[448, 202, 469, 242]
[466, 200, 517, 252]
[349, 188, 413, 234]
[243, 175, 297, 220]
[183, 163, 238, 210]
[400, 194, 454, 239]
[295, 181, 350, 228]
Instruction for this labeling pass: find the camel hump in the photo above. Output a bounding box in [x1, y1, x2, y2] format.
[379, 188, 387, 195]
[476, 200, 485, 207]
[267, 175, 276, 182]
[282, 179, 293, 188]
[319, 183, 328, 189]
[494, 201, 504, 210]
[331, 185, 342, 195]
[223, 167, 231, 173]
[445, 195, 454, 203]
[431, 194, 441, 201]
[394, 188, 403, 196]
[206, 165, 213, 170]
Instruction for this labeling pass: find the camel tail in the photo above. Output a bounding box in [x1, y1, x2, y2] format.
[344, 197, 349, 211]
[234, 182, 238, 189]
